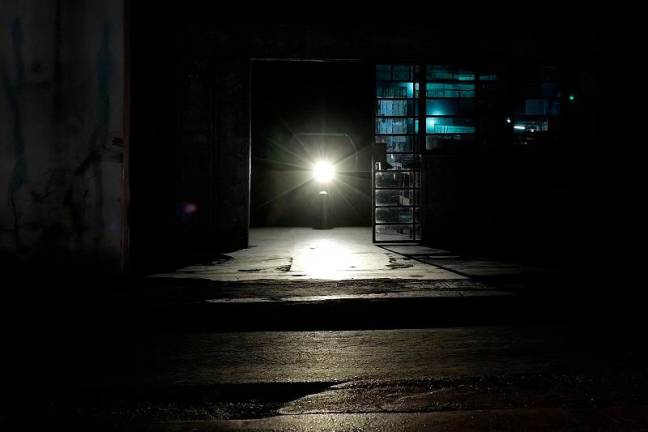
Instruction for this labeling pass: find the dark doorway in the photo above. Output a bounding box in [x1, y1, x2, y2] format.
[250, 61, 373, 228]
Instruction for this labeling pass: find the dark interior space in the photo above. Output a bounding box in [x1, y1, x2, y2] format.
[251, 61, 372, 228]
[1, 13, 633, 279]
[417, 62, 600, 265]
[123, 22, 613, 275]
[3, 9, 646, 429]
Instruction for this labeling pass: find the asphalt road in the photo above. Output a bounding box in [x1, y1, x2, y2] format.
[138, 408, 648, 432]
[114, 326, 642, 387]
[9, 324, 646, 430]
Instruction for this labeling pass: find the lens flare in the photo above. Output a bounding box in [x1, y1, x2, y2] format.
[312, 160, 335, 183]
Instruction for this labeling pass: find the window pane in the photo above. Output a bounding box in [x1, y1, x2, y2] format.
[512, 119, 549, 133]
[376, 136, 414, 153]
[426, 134, 475, 151]
[376, 65, 417, 81]
[426, 99, 474, 116]
[377, 82, 414, 98]
[426, 83, 475, 98]
[377, 99, 417, 116]
[382, 153, 417, 170]
[427, 65, 474, 81]
[376, 65, 391, 81]
[375, 224, 415, 241]
[426, 117, 475, 134]
[520, 99, 561, 116]
[479, 73, 497, 81]
[375, 189, 418, 206]
[375, 172, 418, 188]
[393, 65, 414, 80]
[376, 208, 413, 224]
[376, 118, 416, 134]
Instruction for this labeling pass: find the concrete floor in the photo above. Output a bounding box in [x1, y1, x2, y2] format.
[155, 227, 465, 281]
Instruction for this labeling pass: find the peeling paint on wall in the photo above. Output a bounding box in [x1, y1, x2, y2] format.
[0, 1, 125, 273]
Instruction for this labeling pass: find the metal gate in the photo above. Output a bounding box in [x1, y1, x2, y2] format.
[373, 64, 421, 242]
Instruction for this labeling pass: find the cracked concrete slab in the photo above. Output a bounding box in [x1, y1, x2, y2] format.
[418, 257, 546, 278]
[278, 374, 648, 415]
[381, 245, 455, 256]
[153, 227, 466, 281]
[144, 278, 507, 301]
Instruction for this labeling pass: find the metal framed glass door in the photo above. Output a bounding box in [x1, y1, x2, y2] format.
[373, 64, 421, 242]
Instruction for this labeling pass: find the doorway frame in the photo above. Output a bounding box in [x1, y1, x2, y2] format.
[247, 57, 372, 234]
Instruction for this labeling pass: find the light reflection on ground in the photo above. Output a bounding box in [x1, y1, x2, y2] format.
[154, 227, 465, 281]
[297, 238, 351, 279]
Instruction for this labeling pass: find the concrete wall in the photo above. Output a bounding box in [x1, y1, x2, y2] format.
[0, 0, 125, 274]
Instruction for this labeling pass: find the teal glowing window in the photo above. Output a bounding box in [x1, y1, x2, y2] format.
[426, 83, 475, 98]
[426, 99, 474, 116]
[377, 99, 417, 116]
[376, 64, 418, 81]
[427, 66, 474, 81]
[377, 82, 415, 98]
[479, 73, 497, 81]
[426, 117, 475, 134]
[376, 118, 416, 134]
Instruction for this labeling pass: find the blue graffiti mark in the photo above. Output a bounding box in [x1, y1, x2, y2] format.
[2, 18, 27, 195]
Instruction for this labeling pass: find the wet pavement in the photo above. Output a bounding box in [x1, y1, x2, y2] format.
[5, 229, 645, 430]
[135, 408, 648, 432]
[13, 324, 648, 430]
[93, 326, 648, 388]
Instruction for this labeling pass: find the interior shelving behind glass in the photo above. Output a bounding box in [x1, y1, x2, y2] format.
[425, 65, 477, 152]
[373, 64, 421, 242]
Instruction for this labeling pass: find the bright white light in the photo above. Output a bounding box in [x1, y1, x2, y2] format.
[312, 160, 335, 183]
[298, 238, 351, 279]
